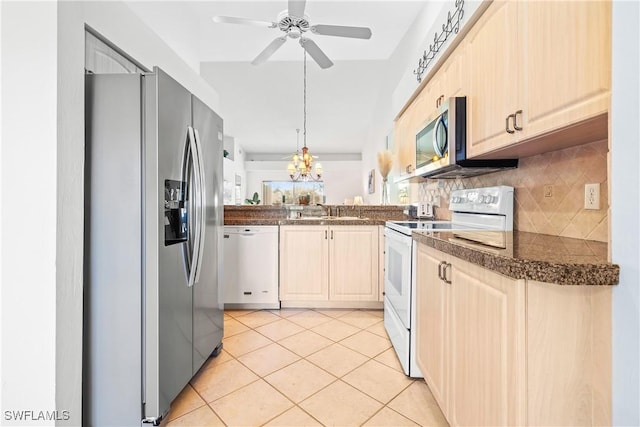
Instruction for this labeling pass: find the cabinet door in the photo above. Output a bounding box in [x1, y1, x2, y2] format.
[279, 226, 329, 301]
[378, 226, 385, 302]
[466, 0, 523, 158]
[396, 103, 418, 176]
[439, 41, 467, 102]
[329, 226, 378, 301]
[415, 245, 449, 418]
[393, 114, 408, 175]
[523, 1, 610, 139]
[448, 257, 526, 427]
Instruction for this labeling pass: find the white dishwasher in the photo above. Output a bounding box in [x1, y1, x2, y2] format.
[223, 226, 280, 309]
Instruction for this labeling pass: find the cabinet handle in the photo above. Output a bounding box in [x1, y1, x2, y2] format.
[438, 261, 446, 280]
[443, 263, 452, 285]
[513, 110, 523, 131]
[331, 230, 334, 240]
[325, 230, 328, 239]
[505, 114, 515, 134]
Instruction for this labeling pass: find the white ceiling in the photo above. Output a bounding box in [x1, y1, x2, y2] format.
[127, 0, 429, 154]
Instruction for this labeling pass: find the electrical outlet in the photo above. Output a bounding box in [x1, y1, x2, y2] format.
[418, 202, 433, 218]
[584, 183, 600, 210]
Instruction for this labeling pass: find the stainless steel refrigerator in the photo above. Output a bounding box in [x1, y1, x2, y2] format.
[84, 67, 224, 426]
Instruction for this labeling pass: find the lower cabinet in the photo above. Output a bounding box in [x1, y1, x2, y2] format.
[416, 243, 610, 426]
[280, 225, 380, 307]
[448, 252, 526, 427]
[415, 246, 450, 416]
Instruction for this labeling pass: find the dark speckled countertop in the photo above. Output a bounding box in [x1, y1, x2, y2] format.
[413, 230, 619, 286]
[225, 218, 386, 226]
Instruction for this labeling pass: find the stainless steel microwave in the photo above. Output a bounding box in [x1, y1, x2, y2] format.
[414, 97, 517, 179]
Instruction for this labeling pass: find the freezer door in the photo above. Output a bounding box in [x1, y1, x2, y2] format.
[143, 68, 194, 418]
[191, 95, 224, 374]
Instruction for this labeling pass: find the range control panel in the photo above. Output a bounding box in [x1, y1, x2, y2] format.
[449, 185, 514, 216]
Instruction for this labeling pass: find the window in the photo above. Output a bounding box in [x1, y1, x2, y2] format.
[262, 181, 324, 205]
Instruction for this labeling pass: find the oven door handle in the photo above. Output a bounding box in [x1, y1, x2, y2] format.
[384, 228, 413, 247]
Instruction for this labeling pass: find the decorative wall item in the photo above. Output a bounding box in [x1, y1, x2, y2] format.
[413, 0, 465, 83]
[368, 169, 376, 194]
[377, 150, 393, 205]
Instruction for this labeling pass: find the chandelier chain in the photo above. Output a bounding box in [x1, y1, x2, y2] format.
[303, 50, 307, 148]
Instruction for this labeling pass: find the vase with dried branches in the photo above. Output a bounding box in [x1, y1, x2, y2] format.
[377, 150, 393, 205]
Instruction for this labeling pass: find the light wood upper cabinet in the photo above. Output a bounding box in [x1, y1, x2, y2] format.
[415, 245, 450, 420]
[329, 226, 379, 301]
[438, 41, 468, 104]
[523, 0, 611, 140]
[279, 225, 329, 301]
[448, 255, 526, 427]
[467, 0, 523, 158]
[466, 0, 611, 158]
[280, 225, 379, 305]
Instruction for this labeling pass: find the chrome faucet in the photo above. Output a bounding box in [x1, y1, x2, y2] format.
[317, 204, 332, 217]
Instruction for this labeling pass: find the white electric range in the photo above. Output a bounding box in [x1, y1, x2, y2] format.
[383, 185, 514, 377]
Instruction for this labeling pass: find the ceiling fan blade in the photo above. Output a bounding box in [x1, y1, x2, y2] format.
[299, 38, 334, 69]
[288, 0, 307, 18]
[212, 16, 276, 28]
[311, 24, 372, 39]
[251, 37, 287, 65]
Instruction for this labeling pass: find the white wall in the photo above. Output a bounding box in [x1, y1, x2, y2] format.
[1, 1, 222, 425]
[244, 160, 362, 205]
[611, 1, 640, 424]
[1, 2, 58, 421]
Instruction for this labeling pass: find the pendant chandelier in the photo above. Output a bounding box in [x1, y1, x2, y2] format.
[288, 51, 322, 182]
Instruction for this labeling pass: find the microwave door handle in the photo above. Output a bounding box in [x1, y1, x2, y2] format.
[432, 115, 448, 158]
[186, 126, 201, 288]
[193, 128, 207, 285]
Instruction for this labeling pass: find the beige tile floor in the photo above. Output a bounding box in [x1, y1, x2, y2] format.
[161, 308, 448, 427]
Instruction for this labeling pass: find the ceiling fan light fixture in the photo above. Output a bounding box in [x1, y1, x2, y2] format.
[288, 27, 302, 39]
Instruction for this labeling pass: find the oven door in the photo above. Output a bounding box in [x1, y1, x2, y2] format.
[384, 227, 412, 329]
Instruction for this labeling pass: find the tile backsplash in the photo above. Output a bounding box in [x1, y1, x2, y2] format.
[417, 139, 609, 242]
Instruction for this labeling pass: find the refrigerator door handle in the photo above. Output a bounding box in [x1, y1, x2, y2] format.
[192, 128, 207, 285]
[186, 126, 202, 288]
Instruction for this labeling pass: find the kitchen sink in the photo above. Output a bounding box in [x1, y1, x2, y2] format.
[294, 216, 369, 221]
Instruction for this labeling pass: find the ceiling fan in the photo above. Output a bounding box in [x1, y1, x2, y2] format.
[212, 0, 372, 69]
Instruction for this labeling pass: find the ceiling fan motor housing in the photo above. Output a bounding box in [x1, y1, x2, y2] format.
[277, 11, 310, 37]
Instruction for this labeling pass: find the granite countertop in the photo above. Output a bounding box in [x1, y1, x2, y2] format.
[225, 218, 386, 226]
[413, 230, 619, 286]
[278, 218, 386, 226]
